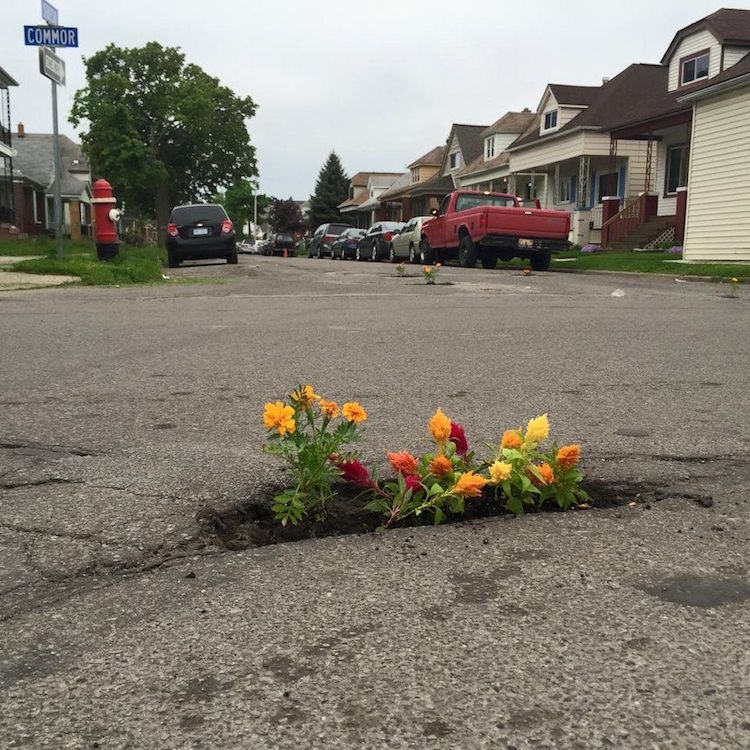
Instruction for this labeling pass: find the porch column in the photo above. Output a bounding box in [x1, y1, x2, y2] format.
[675, 187, 688, 244]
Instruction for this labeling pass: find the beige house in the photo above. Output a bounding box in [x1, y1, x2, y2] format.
[338, 171, 402, 228]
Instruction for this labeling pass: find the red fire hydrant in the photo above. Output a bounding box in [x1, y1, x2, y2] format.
[92, 178, 122, 260]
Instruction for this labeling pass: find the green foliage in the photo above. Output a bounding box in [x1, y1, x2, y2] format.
[213, 181, 270, 231]
[308, 152, 350, 230]
[267, 198, 305, 233]
[70, 42, 258, 223]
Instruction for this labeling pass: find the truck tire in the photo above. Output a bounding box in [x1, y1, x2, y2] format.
[481, 254, 497, 270]
[498, 249, 515, 262]
[167, 249, 180, 268]
[458, 234, 477, 268]
[530, 250, 552, 272]
[419, 239, 435, 265]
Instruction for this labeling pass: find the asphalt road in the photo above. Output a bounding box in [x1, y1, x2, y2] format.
[1, 255, 749, 748]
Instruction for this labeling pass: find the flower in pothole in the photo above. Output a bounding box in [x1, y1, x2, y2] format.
[342, 402, 368, 424]
[452, 472, 488, 498]
[263, 401, 296, 437]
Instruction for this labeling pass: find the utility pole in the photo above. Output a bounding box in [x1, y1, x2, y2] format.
[50, 77, 63, 259]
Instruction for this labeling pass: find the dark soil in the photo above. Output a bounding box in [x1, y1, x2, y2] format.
[199, 478, 713, 551]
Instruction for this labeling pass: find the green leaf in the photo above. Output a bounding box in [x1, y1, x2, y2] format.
[434, 506, 445, 525]
[506, 496, 524, 515]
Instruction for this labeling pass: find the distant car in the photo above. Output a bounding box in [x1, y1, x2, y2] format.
[356, 221, 404, 261]
[166, 203, 237, 267]
[272, 232, 295, 256]
[387, 216, 431, 263]
[331, 228, 367, 260]
[238, 240, 255, 254]
[309, 222, 350, 258]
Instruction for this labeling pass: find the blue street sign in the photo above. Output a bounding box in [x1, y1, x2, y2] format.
[24, 25, 78, 48]
[41, 0, 59, 26]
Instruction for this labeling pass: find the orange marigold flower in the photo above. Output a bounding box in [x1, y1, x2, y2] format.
[528, 462, 556, 486]
[452, 471, 489, 498]
[388, 451, 419, 476]
[290, 385, 320, 408]
[342, 401, 368, 424]
[556, 444, 581, 471]
[263, 401, 296, 437]
[429, 454, 453, 477]
[319, 399, 339, 419]
[501, 429, 523, 450]
[429, 408, 452, 446]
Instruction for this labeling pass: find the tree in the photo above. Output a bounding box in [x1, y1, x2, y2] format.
[70, 42, 257, 242]
[308, 151, 350, 230]
[213, 180, 271, 232]
[267, 198, 305, 234]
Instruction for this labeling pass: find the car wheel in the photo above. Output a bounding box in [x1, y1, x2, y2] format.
[371, 242, 378, 262]
[355, 246, 362, 261]
[529, 250, 552, 272]
[419, 239, 434, 265]
[408, 244, 416, 263]
[341, 247, 347, 260]
[458, 234, 478, 268]
[167, 249, 180, 268]
[227, 248, 238, 265]
[388, 244, 396, 263]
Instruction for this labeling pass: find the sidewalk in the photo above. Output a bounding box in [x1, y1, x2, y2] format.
[0, 256, 79, 289]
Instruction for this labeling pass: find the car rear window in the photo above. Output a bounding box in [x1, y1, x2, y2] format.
[171, 205, 228, 224]
[327, 224, 350, 235]
[455, 194, 517, 212]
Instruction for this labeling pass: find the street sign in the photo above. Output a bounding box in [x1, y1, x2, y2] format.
[39, 46, 66, 86]
[25, 25, 78, 48]
[41, 0, 59, 26]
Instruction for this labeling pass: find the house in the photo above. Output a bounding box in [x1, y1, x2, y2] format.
[457, 110, 537, 192]
[679, 52, 750, 261]
[441, 123, 489, 186]
[601, 8, 750, 254]
[337, 171, 402, 228]
[0, 65, 18, 238]
[377, 146, 453, 220]
[11, 124, 93, 239]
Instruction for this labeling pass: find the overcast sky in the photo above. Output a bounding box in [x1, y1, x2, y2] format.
[2, 0, 739, 199]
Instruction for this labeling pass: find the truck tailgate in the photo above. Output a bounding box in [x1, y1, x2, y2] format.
[486, 207, 570, 240]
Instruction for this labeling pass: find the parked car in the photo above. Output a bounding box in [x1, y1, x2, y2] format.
[356, 221, 405, 261]
[331, 228, 367, 259]
[308, 222, 351, 258]
[419, 191, 570, 270]
[238, 239, 255, 254]
[166, 203, 237, 267]
[387, 216, 431, 263]
[272, 232, 295, 256]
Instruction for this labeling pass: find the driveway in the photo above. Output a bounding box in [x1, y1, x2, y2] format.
[1, 255, 748, 748]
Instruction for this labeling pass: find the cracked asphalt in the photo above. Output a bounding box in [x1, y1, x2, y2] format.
[1, 255, 749, 748]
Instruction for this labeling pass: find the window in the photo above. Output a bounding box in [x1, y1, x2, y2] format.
[681, 52, 709, 86]
[437, 195, 451, 216]
[543, 110, 558, 130]
[559, 176, 571, 203]
[666, 144, 687, 194]
[455, 193, 516, 211]
[449, 152, 459, 169]
[411, 167, 420, 183]
[485, 137, 495, 159]
[597, 173, 619, 203]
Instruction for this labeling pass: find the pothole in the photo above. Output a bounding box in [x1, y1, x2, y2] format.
[198, 478, 714, 552]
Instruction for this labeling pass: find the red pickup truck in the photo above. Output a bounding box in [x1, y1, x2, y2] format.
[419, 191, 571, 271]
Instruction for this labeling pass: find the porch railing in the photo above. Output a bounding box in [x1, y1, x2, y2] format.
[601, 193, 652, 247]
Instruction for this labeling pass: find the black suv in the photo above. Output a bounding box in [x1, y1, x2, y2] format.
[308, 222, 350, 258]
[166, 204, 237, 267]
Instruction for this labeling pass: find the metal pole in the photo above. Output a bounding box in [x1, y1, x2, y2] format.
[253, 192, 257, 227]
[51, 78, 63, 259]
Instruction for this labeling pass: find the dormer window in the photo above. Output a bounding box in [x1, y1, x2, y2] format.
[543, 110, 558, 131]
[411, 167, 420, 182]
[485, 136, 495, 159]
[680, 51, 709, 86]
[449, 152, 459, 169]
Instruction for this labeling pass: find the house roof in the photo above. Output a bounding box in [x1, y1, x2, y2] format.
[0, 65, 19, 88]
[377, 171, 412, 202]
[458, 151, 510, 179]
[348, 171, 400, 188]
[662, 8, 750, 63]
[408, 146, 445, 169]
[368, 173, 402, 189]
[337, 190, 370, 210]
[678, 50, 750, 100]
[547, 84, 601, 106]
[481, 110, 536, 138]
[406, 173, 455, 198]
[12, 132, 91, 197]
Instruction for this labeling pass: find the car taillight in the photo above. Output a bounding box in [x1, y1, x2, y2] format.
[384, 232, 393, 242]
[221, 220, 233, 234]
[167, 223, 179, 237]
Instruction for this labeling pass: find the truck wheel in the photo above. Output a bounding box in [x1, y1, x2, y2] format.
[167, 249, 180, 268]
[458, 234, 477, 268]
[530, 251, 552, 272]
[481, 255, 497, 270]
[419, 240, 435, 265]
[498, 250, 515, 263]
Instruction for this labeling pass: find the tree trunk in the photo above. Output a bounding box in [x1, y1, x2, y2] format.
[155, 182, 171, 247]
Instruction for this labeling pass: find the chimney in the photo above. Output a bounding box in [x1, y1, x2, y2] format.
[17, 122, 25, 138]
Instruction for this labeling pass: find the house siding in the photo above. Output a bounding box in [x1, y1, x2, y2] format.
[667, 29, 721, 91]
[684, 88, 750, 261]
[510, 132, 588, 172]
[723, 46, 749, 70]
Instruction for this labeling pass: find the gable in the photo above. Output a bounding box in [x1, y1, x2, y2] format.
[667, 28, 721, 91]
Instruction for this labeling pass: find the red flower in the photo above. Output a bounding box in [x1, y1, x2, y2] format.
[336, 459, 374, 488]
[449, 421, 469, 457]
[404, 474, 422, 493]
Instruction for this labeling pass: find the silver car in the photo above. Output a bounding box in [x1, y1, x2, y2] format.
[388, 216, 431, 263]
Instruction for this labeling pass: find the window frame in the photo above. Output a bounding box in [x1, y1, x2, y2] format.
[596, 172, 619, 204]
[543, 109, 558, 131]
[679, 49, 710, 87]
[665, 143, 688, 197]
[485, 136, 495, 159]
[559, 176, 572, 204]
[449, 152, 459, 170]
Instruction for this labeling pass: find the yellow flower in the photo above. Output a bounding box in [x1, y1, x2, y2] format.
[524, 414, 549, 446]
[423, 266, 431, 273]
[452, 472, 489, 498]
[319, 399, 339, 419]
[731, 277, 738, 283]
[428, 408, 452, 447]
[263, 401, 296, 437]
[489, 461, 512, 484]
[342, 401, 368, 424]
[290, 385, 319, 408]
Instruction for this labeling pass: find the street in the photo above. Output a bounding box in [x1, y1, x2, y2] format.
[1, 257, 749, 748]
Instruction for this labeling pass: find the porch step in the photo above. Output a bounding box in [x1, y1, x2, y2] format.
[607, 217, 676, 251]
